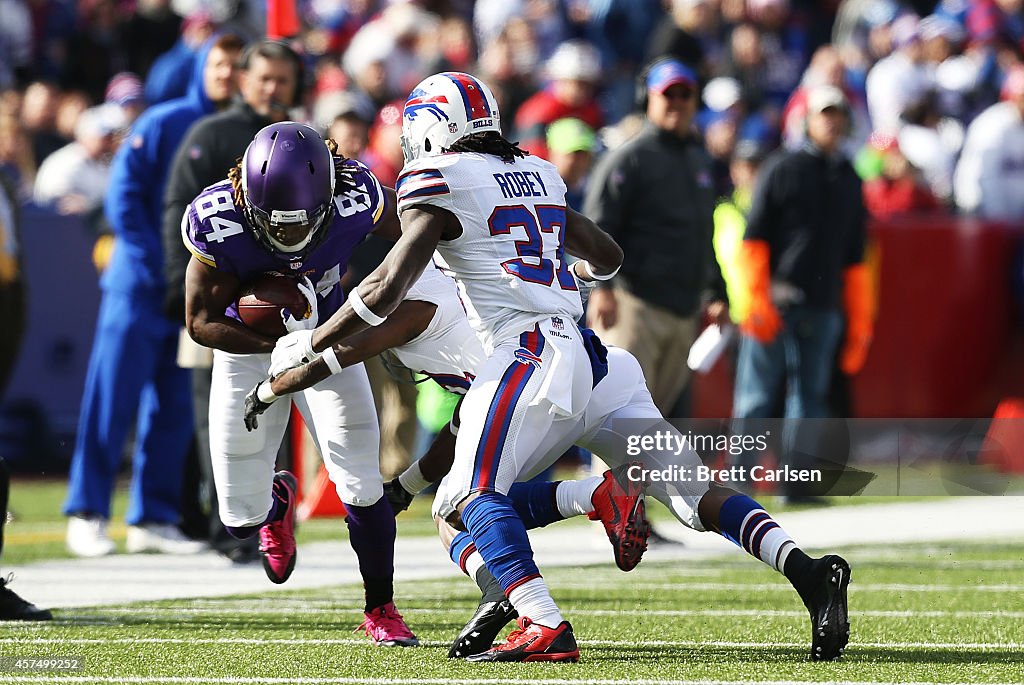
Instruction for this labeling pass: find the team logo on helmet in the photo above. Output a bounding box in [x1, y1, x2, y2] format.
[404, 90, 451, 123]
[400, 72, 502, 164]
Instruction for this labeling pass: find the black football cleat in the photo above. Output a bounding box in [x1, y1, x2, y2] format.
[465, 617, 579, 663]
[448, 599, 518, 658]
[798, 554, 851, 661]
[0, 576, 52, 621]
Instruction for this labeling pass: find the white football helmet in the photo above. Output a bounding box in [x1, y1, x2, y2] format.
[400, 72, 501, 163]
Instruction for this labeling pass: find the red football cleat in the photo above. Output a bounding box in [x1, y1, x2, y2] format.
[588, 462, 650, 571]
[464, 616, 579, 662]
[259, 471, 297, 584]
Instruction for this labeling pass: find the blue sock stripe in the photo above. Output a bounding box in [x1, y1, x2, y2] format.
[462, 492, 539, 593]
[448, 530, 476, 572]
[719, 494, 768, 550]
[740, 510, 770, 553]
[749, 521, 778, 559]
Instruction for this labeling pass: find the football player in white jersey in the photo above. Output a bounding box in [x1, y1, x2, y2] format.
[268, 73, 850, 662]
[256, 263, 851, 662]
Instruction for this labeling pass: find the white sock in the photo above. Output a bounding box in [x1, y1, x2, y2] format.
[555, 476, 602, 518]
[508, 577, 563, 629]
[464, 550, 485, 579]
[398, 460, 431, 494]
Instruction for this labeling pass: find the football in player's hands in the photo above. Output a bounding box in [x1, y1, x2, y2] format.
[237, 274, 309, 338]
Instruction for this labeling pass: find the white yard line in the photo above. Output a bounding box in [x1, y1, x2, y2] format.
[58, 606, 1024, 619]
[0, 675, 1019, 679]
[0, 637, 1020, 650]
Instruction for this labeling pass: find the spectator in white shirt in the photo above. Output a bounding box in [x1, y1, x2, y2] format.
[33, 104, 125, 215]
[954, 66, 1024, 221]
[866, 14, 932, 135]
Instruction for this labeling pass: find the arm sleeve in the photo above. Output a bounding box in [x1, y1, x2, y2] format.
[953, 120, 986, 214]
[105, 124, 161, 253]
[395, 162, 455, 215]
[582, 147, 631, 243]
[744, 154, 781, 244]
[703, 214, 729, 304]
[161, 122, 217, 322]
[845, 172, 868, 267]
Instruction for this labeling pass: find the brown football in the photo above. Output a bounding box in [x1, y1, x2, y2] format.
[236, 274, 308, 338]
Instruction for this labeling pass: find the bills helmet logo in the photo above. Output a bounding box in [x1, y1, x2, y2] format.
[405, 89, 451, 123]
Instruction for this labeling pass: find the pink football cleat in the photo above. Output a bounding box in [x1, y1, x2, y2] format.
[259, 471, 297, 584]
[356, 602, 420, 647]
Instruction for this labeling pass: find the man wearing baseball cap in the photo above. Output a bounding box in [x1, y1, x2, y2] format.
[584, 58, 729, 416]
[731, 83, 872, 501]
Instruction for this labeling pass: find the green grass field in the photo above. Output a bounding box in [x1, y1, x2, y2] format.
[1, 539, 1021, 684]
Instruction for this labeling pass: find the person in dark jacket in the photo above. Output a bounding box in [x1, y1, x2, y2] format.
[584, 58, 728, 415]
[0, 179, 51, 620]
[161, 39, 304, 562]
[62, 34, 244, 558]
[732, 84, 873, 500]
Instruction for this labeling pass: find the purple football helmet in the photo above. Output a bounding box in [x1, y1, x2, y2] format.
[241, 122, 336, 258]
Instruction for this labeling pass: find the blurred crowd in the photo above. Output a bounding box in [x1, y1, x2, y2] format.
[2, 0, 1024, 224]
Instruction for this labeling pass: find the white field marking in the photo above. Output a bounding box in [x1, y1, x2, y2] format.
[0, 679, 1021, 685]
[0, 637, 1021, 650]
[68, 606, 1024, 620]
[270, 579, 1024, 594]
[507, 582, 1024, 592]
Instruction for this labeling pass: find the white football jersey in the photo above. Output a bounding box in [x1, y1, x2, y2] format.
[392, 264, 485, 394]
[396, 152, 583, 351]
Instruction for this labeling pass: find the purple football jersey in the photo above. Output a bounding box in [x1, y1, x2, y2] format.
[183, 159, 388, 322]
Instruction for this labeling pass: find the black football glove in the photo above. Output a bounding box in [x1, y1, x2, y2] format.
[383, 477, 415, 516]
[243, 381, 277, 432]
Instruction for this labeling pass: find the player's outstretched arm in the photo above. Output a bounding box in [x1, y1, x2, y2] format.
[185, 257, 276, 354]
[308, 205, 456, 354]
[563, 207, 623, 278]
[271, 299, 437, 396]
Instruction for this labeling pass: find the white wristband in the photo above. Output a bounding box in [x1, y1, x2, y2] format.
[580, 260, 620, 281]
[347, 288, 387, 326]
[321, 346, 343, 375]
[256, 381, 279, 403]
[398, 461, 432, 494]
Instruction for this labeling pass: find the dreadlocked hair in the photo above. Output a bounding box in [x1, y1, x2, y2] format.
[445, 131, 528, 163]
[228, 137, 362, 209]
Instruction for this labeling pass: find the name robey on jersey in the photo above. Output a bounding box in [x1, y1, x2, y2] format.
[396, 152, 582, 352]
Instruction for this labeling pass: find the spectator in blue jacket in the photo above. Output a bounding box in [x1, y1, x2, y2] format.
[143, 11, 217, 106]
[63, 33, 244, 558]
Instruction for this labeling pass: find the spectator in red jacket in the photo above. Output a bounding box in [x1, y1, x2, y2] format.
[862, 132, 940, 218]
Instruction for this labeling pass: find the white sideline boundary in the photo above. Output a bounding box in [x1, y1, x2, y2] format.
[1, 679, 1021, 685]
[6, 497, 1024, 609]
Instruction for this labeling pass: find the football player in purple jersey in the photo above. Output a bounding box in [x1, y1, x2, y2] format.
[181, 121, 417, 647]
